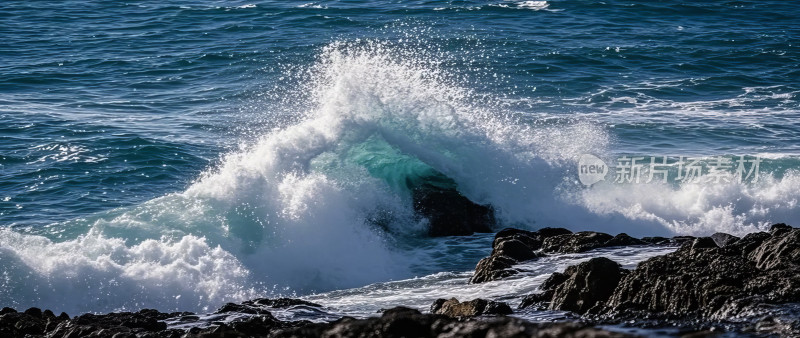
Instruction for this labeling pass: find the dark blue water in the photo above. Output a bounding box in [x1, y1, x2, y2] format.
[1, 0, 799, 316]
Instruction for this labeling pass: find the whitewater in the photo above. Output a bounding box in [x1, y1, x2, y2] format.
[2, 39, 800, 317]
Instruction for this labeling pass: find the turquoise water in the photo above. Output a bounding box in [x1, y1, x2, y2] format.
[1, 0, 799, 315]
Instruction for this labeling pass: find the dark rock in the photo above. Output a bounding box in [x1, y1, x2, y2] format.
[472, 228, 657, 284]
[249, 297, 321, 308]
[46, 309, 179, 338]
[542, 271, 570, 291]
[604, 226, 800, 324]
[494, 238, 541, 261]
[711, 232, 740, 248]
[518, 272, 570, 310]
[0, 307, 70, 338]
[547, 258, 628, 314]
[770, 223, 792, 235]
[270, 306, 632, 338]
[518, 293, 551, 310]
[430, 298, 512, 317]
[412, 183, 495, 236]
[470, 254, 518, 283]
[641, 236, 669, 245]
[216, 302, 271, 315]
[670, 235, 697, 245]
[23, 307, 42, 318]
[722, 231, 770, 256]
[747, 227, 800, 270]
[690, 237, 719, 250]
[470, 227, 573, 283]
[541, 231, 615, 254]
[604, 233, 647, 247]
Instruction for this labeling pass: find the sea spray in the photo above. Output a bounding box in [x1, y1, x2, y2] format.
[2, 38, 800, 316]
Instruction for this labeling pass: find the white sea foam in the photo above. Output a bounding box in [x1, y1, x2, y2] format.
[2, 39, 800, 314]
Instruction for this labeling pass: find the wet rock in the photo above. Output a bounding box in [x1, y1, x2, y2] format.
[0, 307, 70, 338]
[670, 235, 697, 245]
[470, 227, 571, 283]
[604, 233, 647, 247]
[430, 298, 512, 317]
[710, 232, 739, 248]
[217, 302, 272, 315]
[517, 293, 549, 310]
[541, 231, 615, 253]
[470, 254, 520, 283]
[547, 258, 628, 314]
[412, 183, 495, 236]
[770, 223, 792, 235]
[515, 223, 800, 337]
[472, 228, 658, 283]
[641, 236, 669, 245]
[248, 298, 322, 309]
[48, 309, 188, 338]
[269, 306, 633, 338]
[747, 227, 800, 270]
[605, 225, 800, 323]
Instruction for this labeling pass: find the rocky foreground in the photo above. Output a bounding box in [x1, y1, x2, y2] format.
[3, 224, 800, 337]
[475, 223, 800, 336]
[0, 303, 629, 338]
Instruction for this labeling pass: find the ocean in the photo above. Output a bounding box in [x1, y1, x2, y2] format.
[1, 0, 799, 322]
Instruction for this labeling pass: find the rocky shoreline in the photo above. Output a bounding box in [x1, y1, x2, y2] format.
[3, 224, 799, 337]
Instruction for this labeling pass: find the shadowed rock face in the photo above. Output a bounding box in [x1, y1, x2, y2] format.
[0, 307, 191, 338]
[519, 224, 800, 336]
[605, 227, 800, 321]
[471, 228, 649, 283]
[0, 304, 632, 338]
[430, 298, 512, 317]
[271, 307, 632, 338]
[412, 183, 495, 236]
[550, 258, 628, 314]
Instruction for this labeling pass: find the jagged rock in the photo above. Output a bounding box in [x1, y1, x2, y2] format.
[746, 228, 800, 270]
[430, 298, 512, 317]
[48, 309, 189, 338]
[770, 223, 792, 235]
[670, 236, 697, 245]
[412, 183, 495, 236]
[269, 306, 632, 338]
[548, 258, 627, 314]
[217, 302, 272, 315]
[710, 232, 739, 248]
[470, 227, 572, 283]
[472, 228, 660, 283]
[248, 298, 321, 309]
[641, 236, 669, 245]
[604, 225, 800, 323]
[0, 307, 70, 337]
[494, 238, 540, 261]
[515, 224, 800, 337]
[604, 233, 647, 247]
[721, 231, 770, 256]
[471, 254, 519, 283]
[541, 232, 615, 253]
